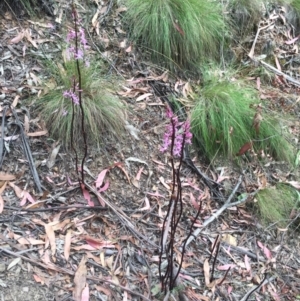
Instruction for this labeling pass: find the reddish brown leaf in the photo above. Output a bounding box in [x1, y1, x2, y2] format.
[84, 236, 116, 249]
[81, 183, 94, 207]
[236, 142, 253, 156]
[257, 240, 272, 259]
[173, 21, 184, 36]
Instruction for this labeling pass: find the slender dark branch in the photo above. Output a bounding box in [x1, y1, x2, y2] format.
[208, 235, 220, 262]
[71, 2, 88, 189]
[10, 108, 43, 193]
[241, 273, 268, 301]
[218, 266, 231, 286]
[174, 200, 203, 286]
[0, 106, 8, 168]
[70, 77, 78, 177]
[3, 205, 107, 213]
[72, 2, 88, 185]
[159, 116, 178, 293]
[210, 241, 220, 282]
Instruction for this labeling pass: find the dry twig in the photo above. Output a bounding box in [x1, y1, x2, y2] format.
[184, 176, 258, 248]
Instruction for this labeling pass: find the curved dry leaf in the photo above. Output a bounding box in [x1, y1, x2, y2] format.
[217, 264, 236, 271]
[95, 169, 109, 189]
[114, 162, 131, 184]
[236, 142, 253, 156]
[10, 31, 25, 44]
[64, 229, 72, 261]
[47, 144, 61, 169]
[125, 122, 140, 140]
[92, 9, 100, 27]
[9, 182, 24, 198]
[203, 259, 210, 287]
[244, 255, 251, 273]
[136, 93, 152, 102]
[24, 114, 30, 134]
[0, 173, 16, 181]
[7, 258, 21, 270]
[24, 29, 38, 48]
[98, 181, 109, 193]
[0, 181, 7, 213]
[44, 224, 56, 258]
[257, 240, 272, 259]
[27, 130, 48, 137]
[138, 196, 150, 211]
[12, 95, 20, 108]
[0, 196, 3, 214]
[81, 285, 89, 301]
[13, 233, 44, 245]
[189, 192, 200, 210]
[173, 21, 184, 36]
[81, 183, 94, 206]
[84, 236, 115, 249]
[73, 256, 87, 301]
[20, 191, 36, 206]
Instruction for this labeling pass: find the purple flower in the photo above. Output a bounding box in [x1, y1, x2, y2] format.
[63, 89, 79, 105]
[65, 27, 89, 61]
[161, 106, 193, 157]
[79, 28, 88, 49]
[66, 30, 76, 42]
[74, 49, 84, 60]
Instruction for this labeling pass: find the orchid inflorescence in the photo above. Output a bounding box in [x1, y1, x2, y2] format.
[62, 15, 89, 108]
[159, 105, 193, 292]
[160, 106, 192, 157]
[66, 26, 89, 62]
[63, 86, 80, 105]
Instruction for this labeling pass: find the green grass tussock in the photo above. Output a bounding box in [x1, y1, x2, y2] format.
[125, 0, 227, 70]
[190, 67, 295, 164]
[281, 0, 300, 12]
[255, 184, 300, 228]
[35, 59, 126, 149]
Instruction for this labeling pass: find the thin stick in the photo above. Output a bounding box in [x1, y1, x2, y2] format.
[240, 274, 276, 301]
[184, 177, 258, 248]
[248, 23, 274, 59]
[260, 60, 300, 87]
[3, 205, 107, 213]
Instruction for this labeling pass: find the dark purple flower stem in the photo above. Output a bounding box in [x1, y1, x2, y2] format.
[71, 2, 88, 188]
[159, 106, 202, 293]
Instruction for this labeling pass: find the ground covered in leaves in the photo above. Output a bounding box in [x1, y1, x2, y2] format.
[0, 1, 300, 301]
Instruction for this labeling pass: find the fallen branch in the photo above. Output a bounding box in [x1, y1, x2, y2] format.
[260, 60, 300, 87]
[4, 205, 107, 213]
[10, 105, 43, 194]
[184, 176, 258, 248]
[248, 22, 274, 59]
